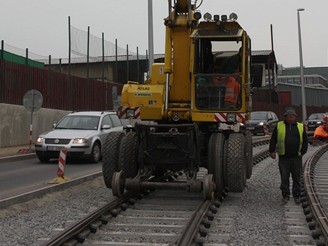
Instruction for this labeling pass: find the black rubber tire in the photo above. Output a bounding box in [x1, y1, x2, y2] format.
[245, 130, 253, 179]
[118, 132, 138, 179]
[36, 151, 50, 163]
[102, 132, 125, 188]
[207, 132, 225, 195]
[226, 133, 246, 192]
[89, 141, 101, 163]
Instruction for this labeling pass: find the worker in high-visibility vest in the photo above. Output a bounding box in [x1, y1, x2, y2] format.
[210, 75, 240, 108]
[219, 48, 242, 108]
[313, 113, 328, 141]
[269, 107, 308, 205]
[223, 76, 240, 108]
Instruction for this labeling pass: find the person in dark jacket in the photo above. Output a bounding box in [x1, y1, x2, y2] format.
[269, 107, 308, 205]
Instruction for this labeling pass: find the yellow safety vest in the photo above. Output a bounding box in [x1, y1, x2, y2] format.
[276, 121, 304, 156]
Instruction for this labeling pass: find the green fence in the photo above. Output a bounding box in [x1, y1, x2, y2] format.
[0, 50, 44, 69]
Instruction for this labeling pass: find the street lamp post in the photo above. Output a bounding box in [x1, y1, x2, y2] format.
[297, 8, 307, 123]
[148, 0, 154, 76]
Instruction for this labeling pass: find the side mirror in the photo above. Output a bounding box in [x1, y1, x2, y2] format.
[101, 124, 111, 130]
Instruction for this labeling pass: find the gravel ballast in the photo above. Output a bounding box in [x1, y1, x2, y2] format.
[0, 177, 113, 246]
[0, 145, 318, 245]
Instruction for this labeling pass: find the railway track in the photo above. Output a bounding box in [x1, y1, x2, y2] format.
[301, 142, 328, 245]
[40, 138, 271, 246]
[40, 171, 220, 245]
[6, 136, 328, 245]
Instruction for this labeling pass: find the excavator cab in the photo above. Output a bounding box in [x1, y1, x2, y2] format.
[191, 19, 251, 120]
[194, 40, 242, 111]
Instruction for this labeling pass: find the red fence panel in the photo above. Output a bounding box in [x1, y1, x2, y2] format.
[0, 60, 123, 111]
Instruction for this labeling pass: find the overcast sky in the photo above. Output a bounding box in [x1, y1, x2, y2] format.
[1, 0, 327, 68]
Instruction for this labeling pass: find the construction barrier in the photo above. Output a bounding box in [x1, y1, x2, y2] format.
[17, 148, 35, 154]
[48, 147, 71, 184]
[57, 148, 67, 177]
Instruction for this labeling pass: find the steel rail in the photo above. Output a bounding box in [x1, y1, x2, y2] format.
[175, 199, 213, 245]
[42, 191, 140, 246]
[303, 143, 328, 245]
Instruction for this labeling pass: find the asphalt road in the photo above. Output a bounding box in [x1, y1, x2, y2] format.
[0, 156, 102, 200]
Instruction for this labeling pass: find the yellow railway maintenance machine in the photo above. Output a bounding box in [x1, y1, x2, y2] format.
[102, 0, 253, 200]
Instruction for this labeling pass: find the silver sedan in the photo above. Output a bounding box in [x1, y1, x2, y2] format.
[35, 111, 123, 163]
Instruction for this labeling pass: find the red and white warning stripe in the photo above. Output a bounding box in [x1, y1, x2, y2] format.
[17, 148, 35, 154]
[118, 106, 140, 119]
[214, 113, 246, 123]
[29, 124, 33, 148]
[57, 148, 67, 178]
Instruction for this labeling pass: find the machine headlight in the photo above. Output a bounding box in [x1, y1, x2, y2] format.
[258, 122, 264, 126]
[194, 11, 202, 20]
[73, 138, 88, 144]
[126, 109, 135, 118]
[36, 137, 44, 143]
[172, 113, 180, 122]
[229, 13, 238, 21]
[203, 12, 212, 21]
[226, 113, 236, 123]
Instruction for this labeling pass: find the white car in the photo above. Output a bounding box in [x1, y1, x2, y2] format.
[35, 111, 123, 163]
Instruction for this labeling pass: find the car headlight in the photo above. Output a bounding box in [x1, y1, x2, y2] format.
[36, 137, 44, 143]
[73, 138, 88, 144]
[258, 122, 264, 126]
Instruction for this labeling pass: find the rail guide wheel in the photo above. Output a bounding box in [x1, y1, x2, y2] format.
[112, 171, 125, 197]
[203, 174, 215, 200]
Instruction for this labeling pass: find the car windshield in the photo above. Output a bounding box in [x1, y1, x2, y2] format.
[308, 113, 323, 120]
[251, 112, 268, 120]
[56, 115, 100, 130]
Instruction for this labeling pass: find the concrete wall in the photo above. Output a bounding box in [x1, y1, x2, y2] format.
[0, 103, 69, 148]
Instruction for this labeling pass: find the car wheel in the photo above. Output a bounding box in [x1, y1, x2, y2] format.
[90, 142, 101, 163]
[36, 151, 50, 163]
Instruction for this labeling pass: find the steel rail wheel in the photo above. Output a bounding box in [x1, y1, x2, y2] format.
[111, 171, 125, 197]
[203, 174, 215, 200]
